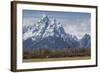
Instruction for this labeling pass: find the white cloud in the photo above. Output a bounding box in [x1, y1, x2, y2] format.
[63, 22, 90, 39]
[23, 17, 40, 26]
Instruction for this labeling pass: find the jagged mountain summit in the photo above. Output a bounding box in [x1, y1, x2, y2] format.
[80, 34, 91, 48]
[23, 15, 91, 51]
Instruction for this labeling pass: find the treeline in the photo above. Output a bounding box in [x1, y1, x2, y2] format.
[23, 48, 91, 59]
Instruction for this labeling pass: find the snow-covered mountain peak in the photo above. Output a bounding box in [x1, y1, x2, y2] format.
[42, 14, 47, 18]
[23, 15, 91, 50]
[40, 14, 50, 24]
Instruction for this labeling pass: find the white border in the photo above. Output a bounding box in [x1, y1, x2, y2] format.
[17, 4, 96, 69]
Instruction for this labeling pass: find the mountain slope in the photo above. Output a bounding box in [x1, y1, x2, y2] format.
[80, 34, 91, 48]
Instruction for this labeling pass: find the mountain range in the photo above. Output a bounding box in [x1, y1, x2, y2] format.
[23, 15, 91, 51]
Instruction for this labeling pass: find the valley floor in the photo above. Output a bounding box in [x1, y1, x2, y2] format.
[23, 56, 91, 62]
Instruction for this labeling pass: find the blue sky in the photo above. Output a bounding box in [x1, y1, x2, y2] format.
[22, 10, 91, 39]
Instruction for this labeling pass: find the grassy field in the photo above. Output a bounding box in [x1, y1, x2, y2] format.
[23, 56, 91, 62]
